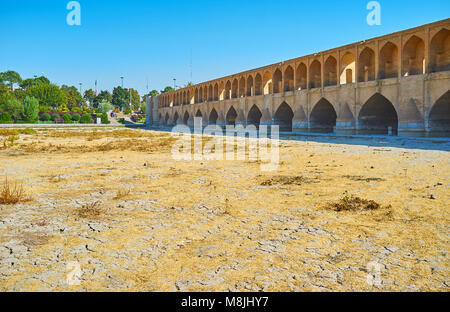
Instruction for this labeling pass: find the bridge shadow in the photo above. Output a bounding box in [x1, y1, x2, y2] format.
[144, 126, 450, 152]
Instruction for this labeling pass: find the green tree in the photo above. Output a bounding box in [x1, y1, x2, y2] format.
[23, 96, 39, 122]
[161, 86, 174, 94]
[112, 86, 129, 109]
[20, 76, 50, 89]
[84, 89, 96, 106]
[93, 90, 112, 108]
[4, 97, 23, 120]
[61, 85, 85, 109]
[29, 83, 67, 109]
[129, 88, 140, 111]
[97, 99, 114, 114]
[0, 71, 22, 90]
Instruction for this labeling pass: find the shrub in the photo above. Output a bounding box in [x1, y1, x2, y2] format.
[0, 112, 12, 124]
[101, 112, 110, 124]
[0, 177, 31, 205]
[63, 113, 72, 124]
[80, 114, 92, 124]
[23, 96, 39, 122]
[97, 100, 114, 114]
[72, 113, 81, 122]
[51, 113, 61, 121]
[4, 98, 23, 120]
[40, 113, 51, 122]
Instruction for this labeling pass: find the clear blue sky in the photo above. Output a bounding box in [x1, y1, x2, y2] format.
[1, 0, 449, 95]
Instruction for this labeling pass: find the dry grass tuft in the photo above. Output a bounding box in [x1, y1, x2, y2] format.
[76, 201, 104, 218]
[0, 177, 32, 205]
[326, 195, 386, 212]
[260, 175, 306, 186]
[114, 189, 131, 200]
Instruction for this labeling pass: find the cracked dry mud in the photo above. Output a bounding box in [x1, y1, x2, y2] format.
[0, 128, 448, 291]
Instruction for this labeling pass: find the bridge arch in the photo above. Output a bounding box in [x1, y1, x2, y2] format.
[379, 42, 399, 79]
[225, 81, 231, 99]
[208, 85, 213, 101]
[310, 60, 321, 88]
[226, 106, 237, 126]
[214, 83, 219, 101]
[273, 69, 282, 93]
[247, 75, 254, 96]
[209, 108, 219, 124]
[310, 98, 337, 132]
[428, 91, 450, 132]
[247, 104, 262, 128]
[340, 52, 355, 84]
[183, 111, 190, 125]
[255, 73, 262, 95]
[219, 81, 225, 100]
[273, 102, 294, 131]
[358, 93, 398, 134]
[324, 56, 337, 86]
[173, 112, 179, 124]
[239, 77, 246, 97]
[402, 35, 425, 76]
[165, 113, 170, 124]
[194, 88, 199, 103]
[232, 79, 238, 98]
[430, 28, 450, 73]
[284, 66, 294, 92]
[196, 109, 203, 118]
[296, 63, 307, 90]
[263, 71, 273, 95]
[359, 47, 375, 82]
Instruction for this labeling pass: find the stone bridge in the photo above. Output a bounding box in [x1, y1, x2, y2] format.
[147, 19, 450, 135]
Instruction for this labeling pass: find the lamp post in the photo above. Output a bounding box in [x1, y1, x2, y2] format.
[120, 77, 124, 113]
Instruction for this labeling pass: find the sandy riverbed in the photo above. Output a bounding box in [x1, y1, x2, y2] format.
[0, 128, 448, 291]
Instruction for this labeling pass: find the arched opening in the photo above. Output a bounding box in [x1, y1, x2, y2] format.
[165, 113, 169, 124]
[219, 82, 225, 100]
[209, 109, 219, 124]
[204, 87, 208, 102]
[340, 53, 355, 84]
[273, 102, 294, 132]
[187, 91, 191, 104]
[358, 47, 375, 82]
[255, 74, 262, 95]
[225, 81, 231, 100]
[295, 63, 307, 90]
[246, 76, 254, 96]
[309, 98, 337, 133]
[208, 85, 213, 101]
[379, 42, 399, 79]
[183, 92, 187, 105]
[183, 111, 189, 125]
[429, 91, 450, 132]
[358, 93, 398, 134]
[247, 105, 262, 128]
[196, 110, 202, 118]
[226, 107, 237, 126]
[195, 89, 199, 103]
[263, 71, 273, 95]
[273, 69, 282, 93]
[239, 77, 246, 97]
[214, 84, 219, 101]
[403, 35, 425, 76]
[284, 66, 294, 92]
[199, 87, 203, 102]
[173, 112, 179, 124]
[232, 79, 238, 98]
[430, 28, 450, 73]
[324, 56, 337, 87]
[310, 60, 321, 88]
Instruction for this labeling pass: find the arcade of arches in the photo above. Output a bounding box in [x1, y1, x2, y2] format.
[149, 20, 450, 135]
